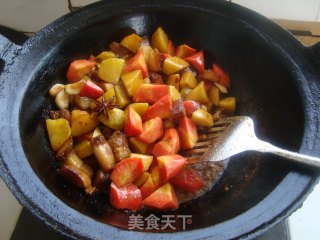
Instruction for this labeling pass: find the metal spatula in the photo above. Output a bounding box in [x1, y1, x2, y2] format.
[182, 116, 320, 168]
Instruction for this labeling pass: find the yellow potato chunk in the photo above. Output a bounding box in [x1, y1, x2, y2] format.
[162, 57, 189, 75]
[167, 74, 180, 90]
[121, 70, 144, 97]
[114, 85, 130, 108]
[128, 103, 149, 116]
[46, 118, 71, 151]
[209, 86, 220, 106]
[129, 137, 149, 154]
[74, 140, 93, 159]
[180, 71, 197, 89]
[185, 81, 210, 104]
[98, 58, 125, 84]
[98, 108, 125, 130]
[96, 51, 116, 60]
[168, 86, 181, 102]
[120, 33, 142, 53]
[191, 109, 214, 127]
[71, 110, 99, 137]
[219, 97, 236, 112]
[151, 27, 169, 53]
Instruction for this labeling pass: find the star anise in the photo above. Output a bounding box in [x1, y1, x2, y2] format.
[93, 95, 119, 120]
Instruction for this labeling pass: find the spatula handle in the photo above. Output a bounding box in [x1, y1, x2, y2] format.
[257, 140, 320, 168]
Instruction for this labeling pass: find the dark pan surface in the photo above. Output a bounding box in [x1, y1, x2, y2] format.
[1, 0, 320, 239]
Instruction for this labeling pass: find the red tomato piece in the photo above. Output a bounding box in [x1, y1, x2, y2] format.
[171, 168, 204, 193]
[140, 174, 156, 199]
[143, 95, 172, 121]
[157, 154, 186, 183]
[178, 117, 198, 150]
[66, 60, 96, 83]
[212, 64, 230, 88]
[142, 183, 179, 210]
[124, 106, 143, 137]
[133, 84, 169, 104]
[123, 49, 149, 77]
[110, 157, 144, 187]
[175, 44, 197, 59]
[184, 51, 205, 74]
[183, 100, 200, 117]
[151, 128, 180, 157]
[137, 117, 163, 144]
[79, 80, 104, 98]
[110, 182, 142, 210]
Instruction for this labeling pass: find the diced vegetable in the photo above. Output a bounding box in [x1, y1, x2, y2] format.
[180, 71, 197, 89]
[133, 84, 169, 104]
[74, 140, 93, 158]
[98, 108, 125, 130]
[96, 51, 116, 60]
[184, 51, 205, 74]
[209, 86, 220, 106]
[175, 44, 196, 58]
[128, 103, 149, 116]
[123, 49, 149, 77]
[134, 172, 150, 187]
[143, 95, 172, 121]
[79, 80, 104, 98]
[157, 155, 186, 183]
[114, 85, 130, 108]
[183, 100, 200, 117]
[130, 153, 153, 171]
[191, 109, 214, 127]
[129, 137, 149, 154]
[120, 33, 142, 53]
[121, 70, 144, 97]
[185, 81, 210, 104]
[140, 174, 156, 199]
[124, 106, 143, 137]
[65, 80, 86, 95]
[178, 117, 198, 150]
[162, 56, 189, 75]
[66, 60, 96, 83]
[151, 128, 180, 157]
[110, 157, 144, 187]
[167, 74, 180, 90]
[110, 183, 142, 210]
[46, 118, 71, 151]
[171, 168, 204, 193]
[212, 64, 230, 88]
[71, 110, 99, 137]
[219, 97, 236, 112]
[137, 117, 163, 144]
[142, 183, 178, 210]
[98, 58, 125, 84]
[151, 27, 169, 53]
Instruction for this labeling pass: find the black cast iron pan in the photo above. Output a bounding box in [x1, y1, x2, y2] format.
[0, 0, 320, 239]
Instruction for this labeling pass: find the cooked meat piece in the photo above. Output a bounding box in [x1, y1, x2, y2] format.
[108, 131, 131, 162]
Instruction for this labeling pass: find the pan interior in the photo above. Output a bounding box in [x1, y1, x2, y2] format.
[19, 8, 304, 231]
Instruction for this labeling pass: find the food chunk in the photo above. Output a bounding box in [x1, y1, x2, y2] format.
[46, 118, 71, 151]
